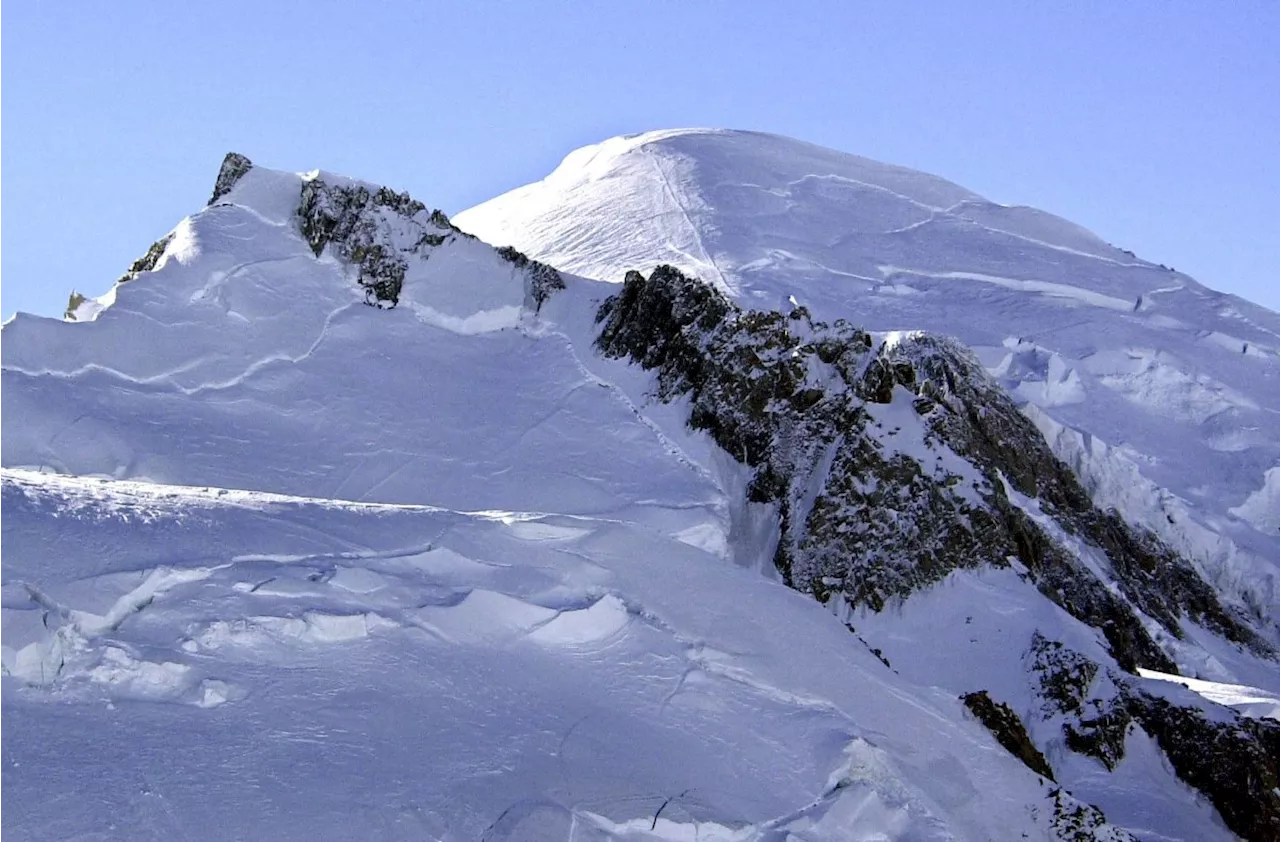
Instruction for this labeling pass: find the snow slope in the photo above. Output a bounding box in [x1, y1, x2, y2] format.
[457, 128, 1280, 633]
[4, 469, 1097, 841]
[3, 148, 1272, 840]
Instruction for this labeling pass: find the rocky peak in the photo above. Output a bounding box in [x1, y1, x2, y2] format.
[595, 264, 1279, 838]
[208, 152, 253, 205]
[595, 265, 1263, 670]
[294, 175, 563, 312]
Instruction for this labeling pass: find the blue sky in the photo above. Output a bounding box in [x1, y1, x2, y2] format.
[4, 1, 1277, 318]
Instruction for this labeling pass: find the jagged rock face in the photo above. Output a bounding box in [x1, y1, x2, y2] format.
[1029, 634, 1133, 772]
[595, 266, 1261, 675]
[961, 690, 1056, 781]
[1127, 692, 1280, 841]
[1027, 635, 1280, 840]
[208, 152, 253, 205]
[494, 245, 564, 312]
[116, 233, 175, 286]
[1029, 633, 1101, 718]
[1048, 791, 1134, 842]
[296, 179, 430, 307]
[596, 267, 1005, 612]
[294, 179, 565, 313]
[878, 335, 1268, 658]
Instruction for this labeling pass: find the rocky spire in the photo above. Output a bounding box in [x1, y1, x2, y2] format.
[208, 152, 253, 205]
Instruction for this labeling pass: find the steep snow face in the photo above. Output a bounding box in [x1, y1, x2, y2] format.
[456, 128, 1124, 300]
[457, 128, 1280, 627]
[2, 161, 711, 526]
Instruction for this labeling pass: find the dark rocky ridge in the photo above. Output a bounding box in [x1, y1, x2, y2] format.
[1029, 635, 1280, 841]
[875, 334, 1267, 658]
[494, 245, 565, 313]
[595, 265, 1263, 673]
[70, 155, 571, 327]
[297, 178, 431, 307]
[295, 175, 563, 312]
[208, 152, 253, 205]
[116, 233, 176, 287]
[961, 690, 1056, 781]
[1126, 692, 1280, 841]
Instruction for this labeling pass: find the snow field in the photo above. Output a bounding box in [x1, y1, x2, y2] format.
[5, 469, 1081, 840]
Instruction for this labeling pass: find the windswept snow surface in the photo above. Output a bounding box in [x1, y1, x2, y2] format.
[5, 469, 1090, 841]
[1135, 668, 1280, 720]
[1, 158, 1139, 841]
[457, 128, 1280, 632]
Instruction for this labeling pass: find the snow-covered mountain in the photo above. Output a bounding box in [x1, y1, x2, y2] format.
[3, 138, 1277, 841]
[456, 130, 1280, 838]
[457, 128, 1280, 628]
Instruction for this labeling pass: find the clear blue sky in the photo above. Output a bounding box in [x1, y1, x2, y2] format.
[4, 1, 1277, 318]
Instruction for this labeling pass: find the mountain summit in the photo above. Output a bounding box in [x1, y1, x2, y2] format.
[459, 127, 1280, 632]
[4, 140, 1279, 841]
[457, 127, 1151, 296]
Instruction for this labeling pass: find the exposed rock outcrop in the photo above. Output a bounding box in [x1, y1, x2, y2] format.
[496, 245, 564, 313]
[116, 233, 175, 286]
[208, 152, 253, 205]
[293, 179, 566, 313]
[595, 265, 1259, 673]
[961, 690, 1055, 781]
[1028, 634, 1280, 840]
